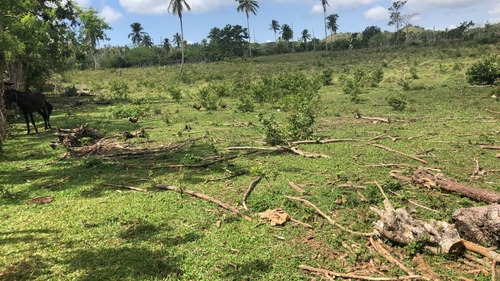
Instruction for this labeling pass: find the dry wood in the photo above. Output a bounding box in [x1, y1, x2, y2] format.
[453, 205, 500, 245]
[492, 261, 497, 281]
[286, 146, 330, 158]
[299, 264, 422, 280]
[242, 176, 262, 211]
[103, 183, 147, 193]
[289, 217, 313, 229]
[369, 237, 415, 276]
[41, 176, 69, 189]
[355, 113, 391, 123]
[463, 259, 490, 276]
[157, 184, 252, 221]
[371, 183, 464, 255]
[289, 138, 364, 145]
[481, 145, 500, 150]
[152, 154, 242, 170]
[412, 168, 500, 204]
[485, 109, 500, 114]
[285, 195, 374, 237]
[372, 144, 427, 164]
[463, 240, 500, 263]
[225, 145, 329, 158]
[288, 181, 307, 194]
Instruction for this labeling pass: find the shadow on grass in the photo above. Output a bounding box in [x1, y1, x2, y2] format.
[65, 246, 184, 281]
[217, 258, 273, 281]
[0, 254, 52, 281]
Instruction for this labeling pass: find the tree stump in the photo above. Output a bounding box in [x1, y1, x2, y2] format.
[452, 204, 500, 246]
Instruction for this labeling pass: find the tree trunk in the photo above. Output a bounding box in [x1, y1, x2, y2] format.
[371, 199, 465, 255]
[179, 16, 185, 73]
[0, 51, 7, 146]
[412, 168, 500, 204]
[453, 205, 500, 246]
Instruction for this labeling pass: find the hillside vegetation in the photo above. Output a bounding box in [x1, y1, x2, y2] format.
[1, 42, 500, 280]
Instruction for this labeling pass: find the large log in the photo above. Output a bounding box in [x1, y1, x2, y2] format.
[412, 168, 500, 204]
[452, 204, 500, 246]
[371, 199, 465, 255]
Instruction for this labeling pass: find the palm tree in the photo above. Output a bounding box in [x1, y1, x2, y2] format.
[236, 0, 259, 57]
[269, 20, 280, 42]
[173, 33, 182, 48]
[281, 24, 293, 51]
[142, 35, 154, 47]
[168, 0, 191, 72]
[301, 29, 311, 44]
[128, 22, 147, 46]
[320, 0, 329, 51]
[326, 14, 339, 45]
[163, 38, 172, 53]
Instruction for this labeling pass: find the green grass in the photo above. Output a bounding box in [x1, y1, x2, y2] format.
[1, 43, 500, 280]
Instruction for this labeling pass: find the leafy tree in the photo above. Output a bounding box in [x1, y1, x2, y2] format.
[321, 0, 330, 51]
[361, 25, 382, 47]
[168, 0, 191, 72]
[207, 24, 248, 59]
[448, 21, 475, 40]
[236, 0, 259, 57]
[128, 22, 148, 46]
[142, 35, 154, 47]
[0, 0, 78, 144]
[326, 13, 339, 48]
[78, 7, 111, 70]
[388, 0, 407, 43]
[269, 20, 280, 42]
[173, 33, 182, 48]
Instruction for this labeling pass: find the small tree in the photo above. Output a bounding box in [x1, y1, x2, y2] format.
[269, 20, 280, 42]
[78, 7, 111, 70]
[236, 0, 259, 57]
[387, 0, 407, 44]
[128, 22, 147, 46]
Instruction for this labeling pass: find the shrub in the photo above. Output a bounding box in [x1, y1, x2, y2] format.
[237, 96, 255, 112]
[320, 68, 334, 86]
[386, 94, 407, 111]
[370, 68, 384, 87]
[166, 86, 183, 102]
[108, 80, 129, 100]
[466, 55, 500, 85]
[258, 114, 285, 146]
[196, 85, 219, 110]
[111, 105, 144, 118]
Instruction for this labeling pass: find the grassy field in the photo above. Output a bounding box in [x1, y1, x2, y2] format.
[1, 42, 500, 280]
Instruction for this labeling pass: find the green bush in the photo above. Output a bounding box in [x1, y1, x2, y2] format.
[258, 114, 285, 146]
[109, 80, 129, 100]
[386, 94, 407, 111]
[166, 86, 183, 102]
[111, 105, 144, 118]
[237, 96, 255, 112]
[320, 68, 334, 86]
[466, 55, 500, 85]
[196, 85, 219, 110]
[370, 68, 384, 87]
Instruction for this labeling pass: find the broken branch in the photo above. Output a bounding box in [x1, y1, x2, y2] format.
[372, 144, 427, 164]
[299, 264, 422, 280]
[157, 184, 252, 221]
[242, 176, 262, 211]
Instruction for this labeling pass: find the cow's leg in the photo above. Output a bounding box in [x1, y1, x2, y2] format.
[28, 112, 38, 134]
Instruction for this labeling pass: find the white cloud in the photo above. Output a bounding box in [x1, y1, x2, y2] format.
[309, 4, 325, 15]
[407, 0, 497, 12]
[489, 4, 500, 16]
[364, 5, 389, 21]
[119, 0, 233, 14]
[100, 5, 123, 22]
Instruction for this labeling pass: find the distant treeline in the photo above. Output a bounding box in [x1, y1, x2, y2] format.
[82, 23, 500, 70]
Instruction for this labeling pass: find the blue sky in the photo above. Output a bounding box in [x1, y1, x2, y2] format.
[75, 0, 500, 47]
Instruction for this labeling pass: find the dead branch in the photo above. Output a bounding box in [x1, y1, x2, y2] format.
[41, 176, 69, 189]
[492, 261, 497, 281]
[151, 154, 243, 170]
[389, 170, 412, 183]
[289, 138, 365, 145]
[285, 146, 330, 158]
[288, 181, 308, 194]
[289, 217, 313, 229]
[372, 144, 427, 164]
[453, 205, 500, 245]
[157, 184, 252, 221]
[485, 109, 500, 114]
[285, 195, 374, 237]
[299, 264, 422, 280]
[103, 183, 147, 193]
[370, 237, 415, 276]
[481, 145, 500, 150]
[242, 176, 262, 211]
[412, 168, 500, 204]
[355, 113, 391, 123]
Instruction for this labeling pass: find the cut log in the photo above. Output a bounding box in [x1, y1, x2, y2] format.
[452, 205, 500, 246]
[371, 198, 465, 255]
[412, 168, 500, 204]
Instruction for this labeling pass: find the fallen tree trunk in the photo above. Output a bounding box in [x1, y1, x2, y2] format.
[412, 168, 500, 204]
[452, 205, 500, 245]
[371, 198, 465, 255]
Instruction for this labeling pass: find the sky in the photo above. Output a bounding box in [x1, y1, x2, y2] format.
[74, 0, 500, 47]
